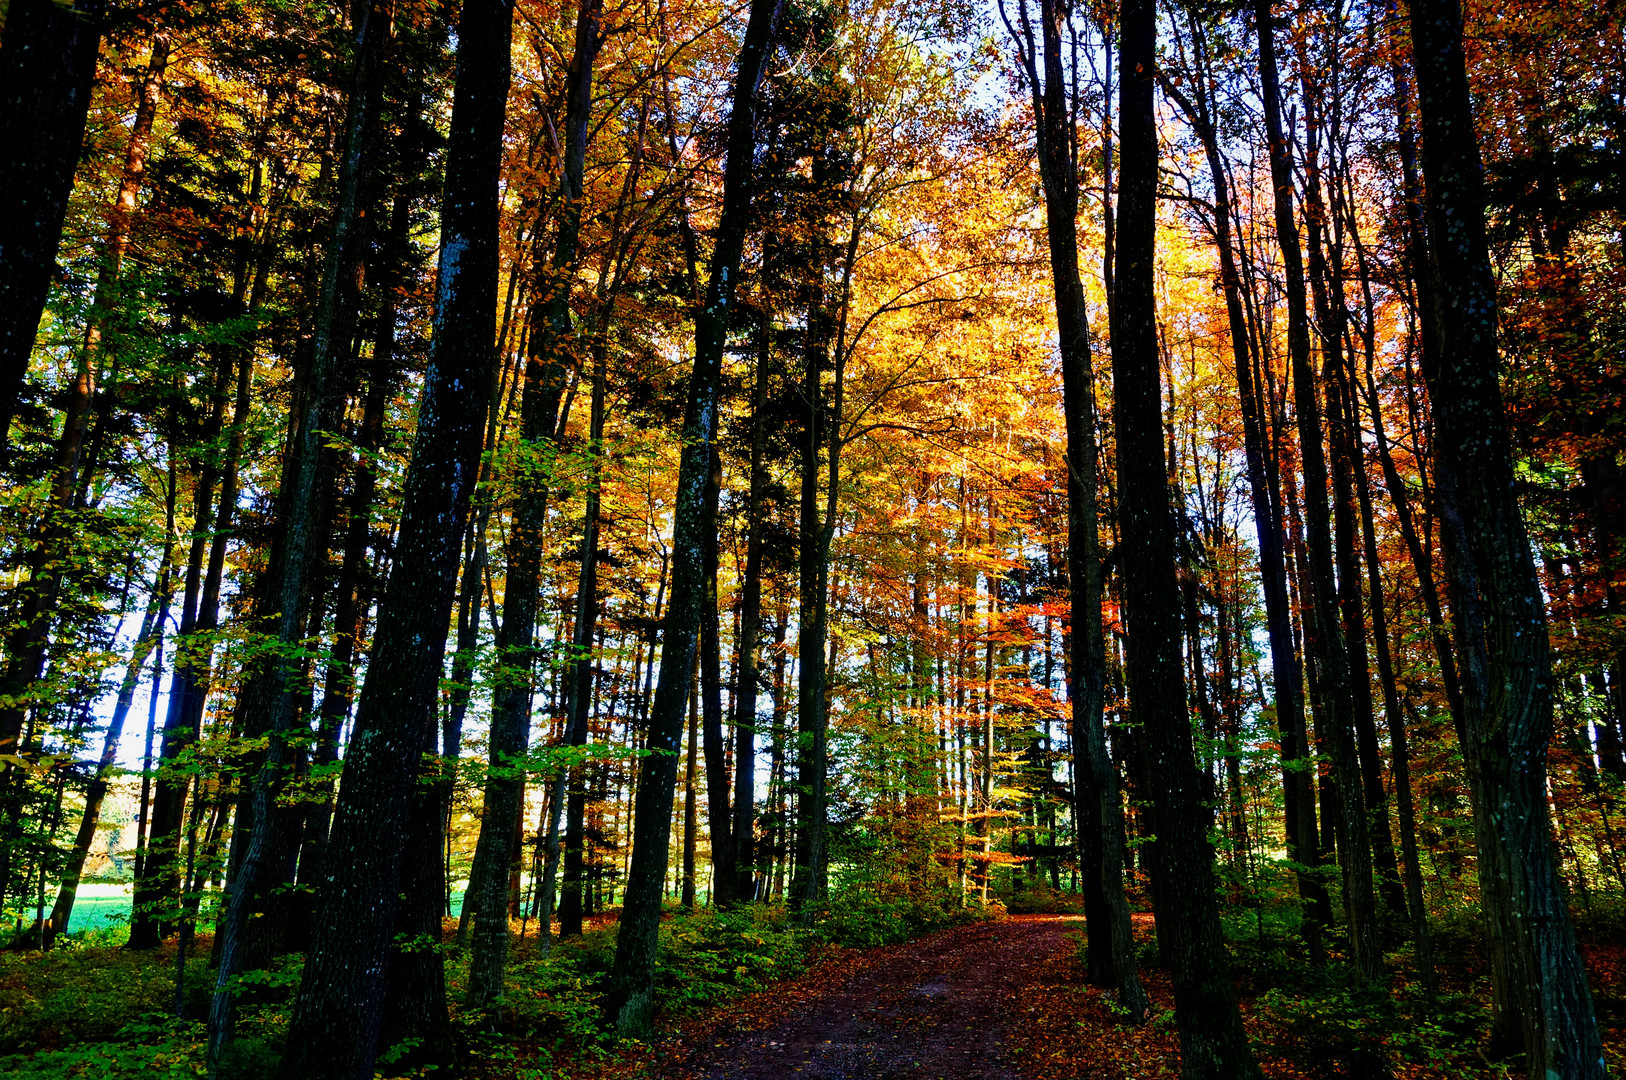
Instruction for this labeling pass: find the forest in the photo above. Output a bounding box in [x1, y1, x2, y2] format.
[0, 0, 1621, 1075]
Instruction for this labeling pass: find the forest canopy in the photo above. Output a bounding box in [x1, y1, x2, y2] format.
[0, 0, 1621, 1076]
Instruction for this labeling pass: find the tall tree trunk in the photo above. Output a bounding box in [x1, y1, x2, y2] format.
[1112, 0, 1262, 1074]
[683, 676, 700, 911]
[275, 0, 512, 1071]
[1160, 20, 1326, 959]
[702, 445, 737, 907]
[297, 187, 412, 920]
[0, 0, 105, 446]
[1408, 1, 1606, 1072]
[465, 0, 596, 1002]
[997, 0, 1146, 1015]
[1253, 0, 1379, 981]
[1299, 74, 1407, 921]
[128, 360, 232, 950]
[206, 0, 396, 1062]
[793, 265, 831, 915]
[558, 344, 607, 937]
[729, 313, 773, 903]
[607, 0, 784, 1033]
[1385, 53, 1466, 731]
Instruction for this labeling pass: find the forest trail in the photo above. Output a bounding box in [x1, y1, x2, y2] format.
[670, 914, 1082, 1080]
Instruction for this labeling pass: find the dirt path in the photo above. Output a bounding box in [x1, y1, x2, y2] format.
[671, 915, 1082, 1080]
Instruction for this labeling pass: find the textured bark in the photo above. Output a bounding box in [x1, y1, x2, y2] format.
[998, 0, 1145, 1017]
[0, 0, 104, 446]
[1113, 1, 1262, 1074]
[276, 0, 512, 1072]
[1386, 55, 1467, 733]
[607, 0, 784, 1033]
[206, 1, 395, 1063]
[298, 187, 411, 913]
[1408, 1, 1607, 1073]
[465, 0, 595, 1002]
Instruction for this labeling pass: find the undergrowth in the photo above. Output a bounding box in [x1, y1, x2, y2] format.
[0, 885, 992, 1080]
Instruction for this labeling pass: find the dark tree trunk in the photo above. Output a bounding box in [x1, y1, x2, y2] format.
[998, 0, 1145, 1017]
[297, 186, 412, 922]
[729, 314, 773, 903]
[793, 261, 830, 916]
[1298, 78, 1407, 921]
[1253, 0, 1379, 981]
[607, 0, 784, 1033]
[275, 0, 512, 1071]
[1160, 17, 1326, 960]
[703, 445, 737, 907]
[0, 0, 104, 446]
[1385, 55, 1466, 732]
[128, 361, 232, 950]
[206, 0, 396, 1061]
[558, 347, 607, 938]
[1112, 0, 1262, 1074]
[465, 0, 596, 1000]
[1408, 1, 1607, 1073]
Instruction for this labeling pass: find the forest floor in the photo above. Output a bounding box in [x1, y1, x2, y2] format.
[585, 910, 1626, 1080]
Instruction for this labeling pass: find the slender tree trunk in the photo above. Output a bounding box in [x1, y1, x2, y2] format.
[1253, 0, 1379, 981]
[129, 362, 232, 950]
[1113, 1, 1262, 1073]
[998, 0, 1146, 1014]
[465, 0, 596, 1002]
[275, 0, 512, 1072]
[559, 345, 607, 937]
[683, 676, 699, 911]
[46, 555, 171, 940]
[702, 445, 737, 907]
[1160, 25, 1326, 959]
[1408, 1, 1606, 1072]
[729, 313, 773, 903]
[607, 0, 784, 1034]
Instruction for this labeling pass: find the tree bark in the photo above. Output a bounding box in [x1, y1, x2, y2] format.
[607, 0, 784, 1033]
[1408, 1, 1607, 1072]
[0, 0, 104, 446]
[275, 0, 512, 1071]
[465, 0, 596, 1002]
[1160, 17, 1326, 959]
[997, 0, 1146, 1016]
[1253, 0, 1380, 981]
[729, 313, 773, 903]
[1113, 0, 1262, 1073]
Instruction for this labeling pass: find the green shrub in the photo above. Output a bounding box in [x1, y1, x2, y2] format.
[1260, 979, 1502, 1080]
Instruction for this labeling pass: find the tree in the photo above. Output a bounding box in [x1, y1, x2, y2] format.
[275, 0, 513, 1070]
[1408, 0, 1607, 1072]
[0, 0, 105, 447]
[998, 0, 1146, 1018]
[1110, 0, 1262, 1072]
[607, 0, 785, 1034]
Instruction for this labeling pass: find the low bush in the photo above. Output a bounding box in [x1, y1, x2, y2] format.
[1260, 978, 1502, 1080]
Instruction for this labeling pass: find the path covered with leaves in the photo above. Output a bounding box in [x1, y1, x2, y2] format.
[659, 914, 1078, 1080]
